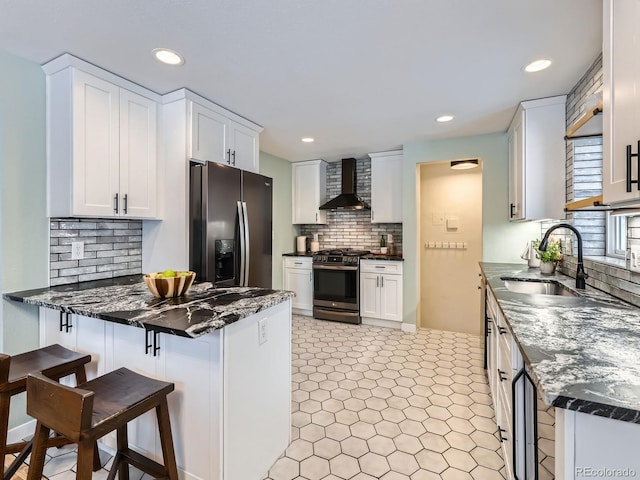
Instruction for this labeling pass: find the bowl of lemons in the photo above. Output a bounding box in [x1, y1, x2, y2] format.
[144, 270, 196, 298]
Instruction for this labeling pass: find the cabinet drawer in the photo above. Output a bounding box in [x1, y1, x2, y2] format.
[284, 257, 312, 269]
[360, 260, 403, 274]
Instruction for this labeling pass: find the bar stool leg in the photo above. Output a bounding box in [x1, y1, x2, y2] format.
[116, 425, 129, 480]
[76, 440, 94, 480]
[25, 422, 49, 480]
[0, 394, 10, 479]
[156, 398, 179, 480]
[72, 364, 102, 473]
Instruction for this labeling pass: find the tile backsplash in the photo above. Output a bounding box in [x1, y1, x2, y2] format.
[298, 158, 403, 252]
[50, 218, 142, 286]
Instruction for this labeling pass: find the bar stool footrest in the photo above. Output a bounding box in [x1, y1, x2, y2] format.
[109, 448, 170, 480]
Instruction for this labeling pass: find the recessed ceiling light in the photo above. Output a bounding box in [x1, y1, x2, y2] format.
[301, 137, 315, 143]
[152, 48, 185, 66]
[524, 59, 552, 73]
[436, 115, 455, 123]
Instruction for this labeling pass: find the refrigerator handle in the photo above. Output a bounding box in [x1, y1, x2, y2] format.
[242, 201, 250, 286]
[237, 201, 246, 286]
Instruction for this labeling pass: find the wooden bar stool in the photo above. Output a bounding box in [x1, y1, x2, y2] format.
[0, 344, 93, 480]
[26, 367, 179, 480]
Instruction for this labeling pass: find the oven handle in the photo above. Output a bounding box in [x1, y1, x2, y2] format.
[312, 264, 358, 271]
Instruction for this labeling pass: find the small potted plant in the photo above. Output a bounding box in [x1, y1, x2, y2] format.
[533, 238, 562, 274]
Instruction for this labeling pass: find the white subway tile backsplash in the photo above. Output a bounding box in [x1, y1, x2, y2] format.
[49, 218, 142, 284]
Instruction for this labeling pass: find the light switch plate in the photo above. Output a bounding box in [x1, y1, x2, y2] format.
[630, 245, 640, 273]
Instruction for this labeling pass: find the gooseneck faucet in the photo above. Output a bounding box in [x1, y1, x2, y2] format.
[539, 223, 588, 289]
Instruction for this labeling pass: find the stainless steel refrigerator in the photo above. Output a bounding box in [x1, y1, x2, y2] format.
[189, 161, 273, 288]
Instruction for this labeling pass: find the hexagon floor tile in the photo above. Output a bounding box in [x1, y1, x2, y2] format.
[263, 316, 509, 480]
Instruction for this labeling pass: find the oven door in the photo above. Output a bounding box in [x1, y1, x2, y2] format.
[313, 264, 359, 310]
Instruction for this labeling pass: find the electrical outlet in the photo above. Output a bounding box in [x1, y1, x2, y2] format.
[258, 318, 268, 345]
[630, 245, 640, 273]
[71, 241, 84, 260]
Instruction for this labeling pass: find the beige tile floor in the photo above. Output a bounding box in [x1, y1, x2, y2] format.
[7, 314, 510, 479]
[263, 315, 508, 480]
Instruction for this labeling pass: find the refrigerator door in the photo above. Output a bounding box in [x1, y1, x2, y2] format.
[189, 162, 242, 286]
[241, 170, 273, 288]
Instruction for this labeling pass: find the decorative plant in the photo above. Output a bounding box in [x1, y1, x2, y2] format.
[533, 239, 563, 263]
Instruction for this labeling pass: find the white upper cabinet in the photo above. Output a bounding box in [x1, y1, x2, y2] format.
[189, 99, 261, 173]
[292, 159, 327, 224]
[603, 0, 640, 205]
[44, 55, 159, 219]
[369, 150, 403, 223]
[507, 96, 566, 221]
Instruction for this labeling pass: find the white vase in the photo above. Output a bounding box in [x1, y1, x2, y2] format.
[539, 261, 556, 275]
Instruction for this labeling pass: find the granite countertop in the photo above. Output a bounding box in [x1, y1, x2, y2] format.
[361, 254, 404, 261]
[283, 252, 315, 257]
[3, 275, 294, 339]
[481, 262, 640, 423]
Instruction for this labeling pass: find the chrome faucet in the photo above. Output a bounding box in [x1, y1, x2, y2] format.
[539, 223, 588, 289]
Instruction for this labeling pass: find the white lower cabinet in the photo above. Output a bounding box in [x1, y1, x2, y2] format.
[484, 288, 529, 480]
[283, 257, 313, 315]
[360, 260, 403, 328]
[39, 300, 291, 480]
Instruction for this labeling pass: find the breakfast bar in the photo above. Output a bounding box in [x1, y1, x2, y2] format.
[4, 276, 295, 480]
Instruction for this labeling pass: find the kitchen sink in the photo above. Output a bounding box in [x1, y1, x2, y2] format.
[501, 277, 579, 297]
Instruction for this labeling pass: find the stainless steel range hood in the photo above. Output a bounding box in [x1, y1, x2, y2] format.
[319, 158, 370, 210]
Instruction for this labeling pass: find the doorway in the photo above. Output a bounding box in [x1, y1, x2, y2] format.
[419, 159, 483, 335]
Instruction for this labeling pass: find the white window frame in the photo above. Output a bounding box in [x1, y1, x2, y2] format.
[606, 212, 627, 259]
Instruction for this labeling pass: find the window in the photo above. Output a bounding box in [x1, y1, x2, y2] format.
[606, 212, 627, 258]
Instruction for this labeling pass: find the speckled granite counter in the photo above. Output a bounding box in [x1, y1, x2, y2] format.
[481, 262, 640, 423]
[361, 254, 404, 261]
[282, 252, 314, 257]
[3, 275, 294, 338]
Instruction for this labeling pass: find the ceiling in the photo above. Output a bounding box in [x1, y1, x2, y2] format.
[0, 0, 602, 162]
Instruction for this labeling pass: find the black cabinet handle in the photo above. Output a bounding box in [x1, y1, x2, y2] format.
[123, 194, 128, 214]
[626, 141, 640, 192]
[498, 369, 508, 382]
[232, 150, 236, 166]
[153, 331, 161, 356]
[59, 311, 72, 333]
[114, 194, 119, 214]
[498, 427, 507, 443]
[498, 326, 507, 335]
[145, 329, 153, 355]
[227, 149, 232, 164]
[510, 203, 516, 218]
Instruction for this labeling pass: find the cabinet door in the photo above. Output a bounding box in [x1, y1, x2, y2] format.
[379, 274, 402, 322]
[157, 332, 222, 480]
[603, 0, 640, 204]
[360, 273, 380, 318]
[72, 69, 120, 217]
[292, 162, 326, 224]
[73, 315, 106, 381]
[40, 308, 75, 350]
[190, 102, 229, 166]
[110, 324, 159, 459]
[371, 155, 403, 223]
[229, 122, 259, 173]
[284, 268, 313, 311]
[508, 110, 524, 221]
[119, 89, 158, 218]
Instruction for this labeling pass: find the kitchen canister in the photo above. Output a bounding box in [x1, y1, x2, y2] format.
[296, 235, 307, 253]
[310, 233, 320, 252]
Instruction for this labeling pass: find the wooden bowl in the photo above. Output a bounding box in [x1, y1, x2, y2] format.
[144, 271, 196, 298]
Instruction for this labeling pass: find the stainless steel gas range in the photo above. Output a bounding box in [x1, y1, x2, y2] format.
[312, 249, 370, 324]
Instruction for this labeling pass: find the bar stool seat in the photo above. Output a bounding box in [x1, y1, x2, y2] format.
[0, 344, 92, 480]
[26, 367, 179, 480]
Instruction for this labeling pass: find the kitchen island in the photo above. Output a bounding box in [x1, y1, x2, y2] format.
[4, 276, 295, 480]
[481, 263, 640, 479]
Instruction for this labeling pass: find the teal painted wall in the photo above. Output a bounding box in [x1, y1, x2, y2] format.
[0, 49, 49, 427]
[403, 133, 540, 325]
[259, 152, 297, 289]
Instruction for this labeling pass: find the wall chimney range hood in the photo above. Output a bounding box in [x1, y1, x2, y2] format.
[319, 158, 370, 210]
